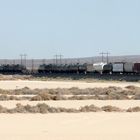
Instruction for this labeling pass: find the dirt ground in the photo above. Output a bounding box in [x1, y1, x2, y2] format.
[0, 80, 139, 89]
[0, 113, 140, 140]
[0, 80, 140, 140]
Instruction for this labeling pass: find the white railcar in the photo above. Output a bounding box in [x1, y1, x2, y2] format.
[93, 62, 107, 74]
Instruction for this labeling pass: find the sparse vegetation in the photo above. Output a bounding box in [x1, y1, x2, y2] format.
[0, 86, 139, 101]
[101, 105, 123, 112]
[127, 107, 140, 112]
[0, 103, 139, 113]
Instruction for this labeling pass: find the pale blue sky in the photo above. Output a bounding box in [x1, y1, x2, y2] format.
[0, 0, 140, 59]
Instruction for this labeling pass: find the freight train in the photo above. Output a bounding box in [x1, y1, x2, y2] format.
[0, 64, 26, 73]
[0, 62, 140, 75]
[38, 62, 140, 74]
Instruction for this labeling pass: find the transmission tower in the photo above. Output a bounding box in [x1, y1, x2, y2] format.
[99, 52, 110, 63]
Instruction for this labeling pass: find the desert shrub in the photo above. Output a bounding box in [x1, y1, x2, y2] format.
[133, 94, 140, 100]
[127, 107, 140, 112]
[24, 104, 40, 113]
[125, 85, 138, 90]
[0, 89, 10, 95]
[15, 87, 37, 95]
[30, 92, 67, 101]
[0, 95, 30, 101]
[0, 95, 20, 100]
[0, 95, 9, 100]
[80, 105, 101, 112]
[36, 103, 50, 113]
[0, 105, 7, 113]
[1, 103, 140, 113]
[0, 86, 140, 101]
[14, 103, 27, 113]
[105, 92, 129, 100]
[68, 95, 97, 100]
[58, 107, 79, 113]
[101, 105, 123, 112]
[31, 93, 52, 101]
[30, 95, 42, 101]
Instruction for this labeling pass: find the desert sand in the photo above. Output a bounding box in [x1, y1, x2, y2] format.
[0, 113, 140, 140]
[0, 80, 140, 140]
[0, 80, 139, 89]
[0, 100, 140, 109]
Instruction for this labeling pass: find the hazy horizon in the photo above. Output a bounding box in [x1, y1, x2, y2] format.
[0, 0, 140, 59]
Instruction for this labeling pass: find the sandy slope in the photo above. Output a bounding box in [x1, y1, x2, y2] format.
[0, 113, 140, 140]
[0, 80, 139, 89]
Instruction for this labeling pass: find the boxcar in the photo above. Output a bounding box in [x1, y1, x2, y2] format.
[112, 62, 124, 73]
[124, 62, 134, 73]
[133, 63, 140, 73]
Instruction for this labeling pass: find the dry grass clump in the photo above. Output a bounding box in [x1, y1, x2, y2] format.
[103, 92, 130, 100]
[133, 94, 140, 100]
[125, 85, 139, 90]
[0, 86, 139, 101]
[0, 95, 19, 101]
[31, 92, 67, 101]
[0, 103, 140, 113]
[0, 87, 38, 96]
[14, 87, 38, 95]
[0, 105, 7, 113]
[126, 107, 140, 112]
[0, 95, 31, 101]
[68, 95, 97, 100]
[101, 105, 123, 112]
[9, 103, 78, 114]
[79, 105, 101, 112]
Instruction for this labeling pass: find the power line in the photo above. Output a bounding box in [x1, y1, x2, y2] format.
[23, 54, 27, 67]
[54, 54, 63, 65]
[99, 52, 110, 63]
[20, 54, 27, 66]
[31, 59, 34, 73]
[20, 54, 23, 65]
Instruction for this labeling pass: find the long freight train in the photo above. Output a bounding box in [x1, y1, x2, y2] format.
[38, 62, 140, 74]
[0, 62, 140, 74]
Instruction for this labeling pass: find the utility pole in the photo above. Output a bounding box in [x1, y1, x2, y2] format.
[99, 52, 104, 62]
[20, 54, 23, 65]
[59, 54, 63, 65]
[99, 52, 110, 63]
[106, 52, 110, 63]
[42, 59, 46, 64]
[54, 54, 63, 65]
[23, 54, 27, 67]
[92, 57, 94, 64]
[13, 60, 15, 65]
[20, 54, 27, 66]
[65, 59, 67, 64]
[31, 59, 34, 73]
[54, 55, 58, 65]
